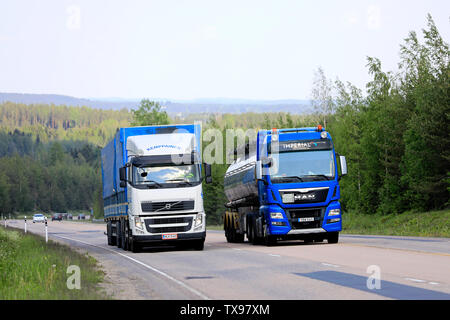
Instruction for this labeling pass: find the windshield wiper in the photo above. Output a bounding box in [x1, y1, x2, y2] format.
[272, 176, 304, 182]
[142, 180, 163, 188]
[301, 175, 332, 181]
[165, 178, 193, 186]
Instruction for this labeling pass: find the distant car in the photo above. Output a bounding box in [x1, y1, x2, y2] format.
[33, 214, 46, 223]
[78, 214, 85, 220]
[51, 213, 62, 221]
[67, 214, 73, 220]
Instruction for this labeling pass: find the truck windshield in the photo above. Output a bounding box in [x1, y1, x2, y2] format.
[132, 164, 201, 186]
[270, 150, 335, 183]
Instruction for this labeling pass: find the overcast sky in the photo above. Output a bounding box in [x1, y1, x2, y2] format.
[0, 0, 448, 100]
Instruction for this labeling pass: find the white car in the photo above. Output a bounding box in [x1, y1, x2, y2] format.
[33, 214, 46, 223]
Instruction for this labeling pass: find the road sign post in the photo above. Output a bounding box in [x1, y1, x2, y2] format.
[45, 219, 48, 243]
[24, 216, 27, 234]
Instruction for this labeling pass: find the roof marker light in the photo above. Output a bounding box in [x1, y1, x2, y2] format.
[271, 128, 279, 142]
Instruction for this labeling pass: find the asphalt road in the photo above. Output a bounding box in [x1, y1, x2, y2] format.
[6, 219, 450, 300]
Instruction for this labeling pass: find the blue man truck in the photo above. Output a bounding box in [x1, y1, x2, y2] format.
[223, 126, 347, 245]
[101, 124, 212, 252]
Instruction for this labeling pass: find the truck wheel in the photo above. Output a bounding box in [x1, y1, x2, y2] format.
[130, 237, 140, 253]
[234, 233, 245, 243]
[116, 220, 122, 248]
[264, 235, 277, 246]
[107, 221, 112, 245]
[193, 239, 205, 251]
[246, 217, 254, 243]
[225, 220, 234, 243]
[327, 232, 339, 244]
[251, 217, 261, 245]
[122, 220, 129, 251]
[107, 221, 116, 246]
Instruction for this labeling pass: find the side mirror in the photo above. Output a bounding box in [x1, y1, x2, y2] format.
[261, 156, 273, 168]
[119, 167, 126, 181]
[204, 163, 212, 184]
[339, 156, 347, 177]
[255, 160, 262, 180]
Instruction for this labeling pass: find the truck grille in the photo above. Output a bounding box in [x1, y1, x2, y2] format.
[287, 208, 324, 230]
[280, 188, 329, 204]
[141, 201, 194, 213]
[144, 216, 193, 234]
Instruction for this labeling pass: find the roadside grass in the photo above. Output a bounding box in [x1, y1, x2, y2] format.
[207, 209, 449, 238]
[342, 209, 450, 238]
[206, 224, 223, 231]
[0, 226, 110, 300]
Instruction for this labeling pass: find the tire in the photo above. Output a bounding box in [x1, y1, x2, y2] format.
[130, 237, 140, 253]
[327, 232, 339, 244]
[246, 216, 254, 243]
[234, 233, 245, 243]
[225, 219, 234, 243]
[251, 217, 261, 245]
[193, 239, 205, 251]
[122, 219, 129, 251]
[264, 235, 277, 246]
[226, 217, 245, 243]
[116, 220, 122, 248]
[107, 221, 112, 246]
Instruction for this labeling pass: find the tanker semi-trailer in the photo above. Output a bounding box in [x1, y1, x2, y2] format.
[223, 126, 347, 245]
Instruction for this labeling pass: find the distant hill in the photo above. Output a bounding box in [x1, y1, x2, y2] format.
[0, 92, 312, 114]
[0, 93, 135, 110]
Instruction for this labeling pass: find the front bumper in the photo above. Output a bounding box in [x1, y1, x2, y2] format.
[133, 231, 206, 244]
[266, 202, 342, 236]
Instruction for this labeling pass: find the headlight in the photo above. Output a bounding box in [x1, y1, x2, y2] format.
[328, 209, 340, 216]
[194, 213, 203, 227]
[134, 217, 144, 229]
[270, 212, 284, 219]
[321, 131, 328, 139]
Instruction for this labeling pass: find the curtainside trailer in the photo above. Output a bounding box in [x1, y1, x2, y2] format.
[101, 124, 212, 252]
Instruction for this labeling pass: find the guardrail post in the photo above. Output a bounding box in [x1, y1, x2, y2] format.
[45, 219, 48, 243]
[24, 216, 27, 234]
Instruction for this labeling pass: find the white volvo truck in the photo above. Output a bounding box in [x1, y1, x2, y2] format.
[101, 124, 211, 252]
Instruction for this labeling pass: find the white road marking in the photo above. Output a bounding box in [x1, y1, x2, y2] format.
[321, 262, 340, 268]
[53, 235, 211, 300]
[428, 282, 440, 285]
[405, 278, 426, 283]
[269, 254, 281, 257]
[233, 248, 242, 251]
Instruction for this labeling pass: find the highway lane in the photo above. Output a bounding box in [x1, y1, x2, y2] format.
[6, 219, 450, 300]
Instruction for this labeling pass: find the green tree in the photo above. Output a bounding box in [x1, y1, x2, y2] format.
[0, 172, 10, 215]
[400, 14, 450, 210]
[131, 99, 170, 126]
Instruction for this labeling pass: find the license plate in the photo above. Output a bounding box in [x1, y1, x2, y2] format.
[298, 217, 315, 222]
[162, 233, 178, 240]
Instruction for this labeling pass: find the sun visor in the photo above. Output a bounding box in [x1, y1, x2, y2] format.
[131, 153, 200, 167]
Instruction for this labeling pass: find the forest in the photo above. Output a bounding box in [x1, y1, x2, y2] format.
[0, 15, 448, 224]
